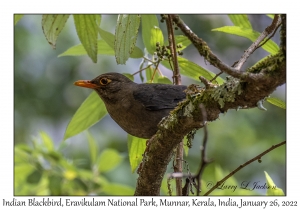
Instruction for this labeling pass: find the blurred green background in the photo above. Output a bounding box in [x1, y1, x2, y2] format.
[14, 15, 286, 195]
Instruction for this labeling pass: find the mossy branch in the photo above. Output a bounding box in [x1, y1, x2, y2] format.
[134, 15, 286, 196]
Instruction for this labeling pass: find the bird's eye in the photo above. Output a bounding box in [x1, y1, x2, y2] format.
[99, 78, 111, 85]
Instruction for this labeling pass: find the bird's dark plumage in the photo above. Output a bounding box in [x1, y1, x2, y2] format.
[74, 72, 187, 139]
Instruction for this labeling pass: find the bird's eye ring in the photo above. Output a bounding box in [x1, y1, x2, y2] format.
[99, 78, 112, 85]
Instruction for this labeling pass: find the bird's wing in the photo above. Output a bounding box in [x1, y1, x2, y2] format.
[133, 84, 187, 111]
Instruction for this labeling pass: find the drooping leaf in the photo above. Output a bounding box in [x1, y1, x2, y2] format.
[212, 26, 279, 54]
[14, 14, 24, 25]
[98, 148, 123, 172]
[115, 15, 141, 64]
[228, 14, 252, 29]
[64, 92, 107, 140]
[130, 46, 144, 58]
[127, 134, 147, 173]
[58, 39, 143, 58]
[141, 15, 162, 54]
[98, 27, 143, 58]
[266, 97, 286, 109]
[59, 39, 115, 57]
[162, 57, 224, 84]
[264, 171, 285, 195]
[98, 27, 115, 48]
[42, 14, 70, 49]
[73, 15, 100, 63]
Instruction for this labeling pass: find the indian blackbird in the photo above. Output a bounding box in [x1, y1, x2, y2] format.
[74, 72, 187, 139]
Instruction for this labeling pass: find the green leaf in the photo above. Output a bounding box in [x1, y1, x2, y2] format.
[127, 134, 147, 173]
[101, 183, 134, 195]
[212, 26, 279, 54]
[98, 27, 115, 48]
[98, 148, 123, 172]
[174, 35, 192, 50]
[130, 46, 144, 58]
[141, 15, 162, 54]
[42, 14, 70, 49]
[150, 27, 164, 53]
[267, 14, 275, 19]
[266, 97, 286, 109]
[26, 169, 42, 184]
[59, 39, 142, 58]
[14, 14, 24, 25]
[162, 57, 224, 84]
[48, 174, 62, 195]
[73, 15, 100, 63]
[157, 76, 172, 84]
[59, 39, 115, 57]
[228, 15, 252, 29]
[64, 92, 107, 140]
[86, 131, 98, 165]
[115, 15, 141, 64]
[98, 27, 143, 58]
[122, 73, 134, 81]
[39, 131, 54, 151]
[145, 67, 159, 83]
[264, 171, 285, 195]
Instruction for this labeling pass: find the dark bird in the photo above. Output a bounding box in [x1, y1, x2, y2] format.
[74, 72, 187, 139]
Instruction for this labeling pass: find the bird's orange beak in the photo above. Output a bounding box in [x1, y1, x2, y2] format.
[74, 80, 99, 89]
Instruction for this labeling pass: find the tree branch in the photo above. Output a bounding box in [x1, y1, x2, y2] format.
[171, 14, 244, 79]
[134, 15, 286, 196]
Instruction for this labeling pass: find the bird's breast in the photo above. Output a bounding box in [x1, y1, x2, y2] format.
[103, 95, 170, 139]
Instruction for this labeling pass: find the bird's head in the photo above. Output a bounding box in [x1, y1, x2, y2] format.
[74, 72, 134, 102]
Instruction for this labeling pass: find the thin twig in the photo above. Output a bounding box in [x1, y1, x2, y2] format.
[150, 62, 160, 82]
[166, 15, 181, 85]
[256, 21, 282, 50]
[233, 15, 281, 70]
[210, 71, 223, 83]
[165, 14, 183, 196]
[204, 140, 286, 196]
[193, 104, 212, 195]
[133, 64, 154, 76]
